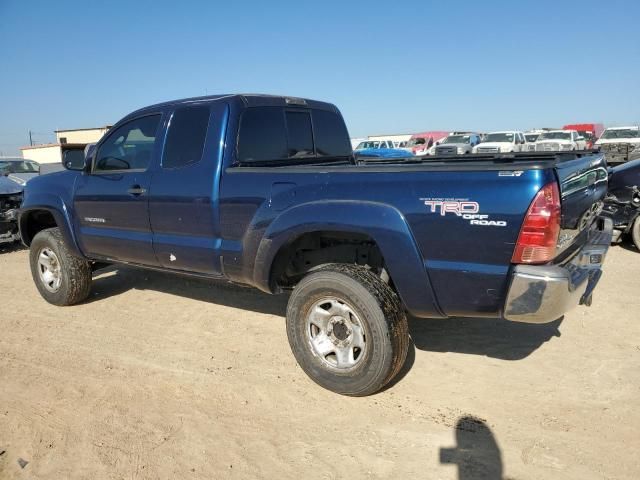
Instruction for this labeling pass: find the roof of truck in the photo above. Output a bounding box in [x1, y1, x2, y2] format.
[127, 94, 339, 118]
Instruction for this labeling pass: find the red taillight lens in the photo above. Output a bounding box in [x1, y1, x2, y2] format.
[511, 182, 561, 264]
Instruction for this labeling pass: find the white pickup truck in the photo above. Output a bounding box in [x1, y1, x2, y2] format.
[472, 131, 526, 154]
[595, 126, 640, 164]
[535, 130, 587, 152]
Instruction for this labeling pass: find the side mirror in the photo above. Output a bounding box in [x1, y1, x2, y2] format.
[62, 150, 87, 171]
[576, 136, 584, 141]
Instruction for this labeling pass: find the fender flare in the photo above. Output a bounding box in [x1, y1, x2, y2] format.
[253, 200, 445, 318]
[19, 193, 83, 257]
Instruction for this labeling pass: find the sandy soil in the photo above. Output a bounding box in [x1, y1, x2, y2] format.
[0, 242, 639, 479]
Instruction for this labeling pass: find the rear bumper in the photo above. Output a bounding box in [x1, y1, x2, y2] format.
[503, 217, 613, 324]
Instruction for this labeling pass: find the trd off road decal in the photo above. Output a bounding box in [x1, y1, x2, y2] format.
[420, 198, 507, 227]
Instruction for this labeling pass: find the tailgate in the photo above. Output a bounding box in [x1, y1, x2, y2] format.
[554, 153, 608, 257]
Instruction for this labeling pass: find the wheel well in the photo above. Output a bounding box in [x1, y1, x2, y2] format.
[21, 210, 57, 245]
[269, 231, 387, 291]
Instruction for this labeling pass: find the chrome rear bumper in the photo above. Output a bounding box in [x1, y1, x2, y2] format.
[503, 217, 613, 324]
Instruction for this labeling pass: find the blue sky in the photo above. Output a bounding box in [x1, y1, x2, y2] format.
[1, 0, 639, 155]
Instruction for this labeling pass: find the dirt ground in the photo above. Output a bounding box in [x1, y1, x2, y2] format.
[0, 242, 638, 480]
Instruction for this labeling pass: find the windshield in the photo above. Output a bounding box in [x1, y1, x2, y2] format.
[484, 133, 515, 143]
[600, 128, 640, 140]
[538, 131, 571, 141]
[0, 160, 40, 174]
[577, 130, 594, 140]
[355, 141, 381, 149]
[442, 135, 470, 144]
[407, 137, 426, 147]
[525, 134, 539, 142]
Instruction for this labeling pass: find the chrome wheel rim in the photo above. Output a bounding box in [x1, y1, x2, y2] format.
[305, 297, 366, 371]
[37, 247, 62, 293]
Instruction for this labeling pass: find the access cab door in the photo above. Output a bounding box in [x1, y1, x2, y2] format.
[147, 101, 227, 275]
[73, 113, 163, 265]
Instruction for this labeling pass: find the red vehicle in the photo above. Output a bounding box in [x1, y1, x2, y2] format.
[563, 123, 605, 149]
[406, 131, 450, 155]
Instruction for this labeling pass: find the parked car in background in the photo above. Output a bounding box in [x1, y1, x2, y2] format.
[535, 130, 586, 152]
[350, 137, 367, 150]
[472, 131, 526, 154]
[354, 147, 413, 159]
[524, 131, 543, 151]
[602, 159, 640, 249]
[405, 131, 449, 155]
[563, 123, 604, 149]
[595, 126, 640, 164]
[435, 133, 482, 155]
[1, 158, 40, 244]
[354, 140, 395, 151]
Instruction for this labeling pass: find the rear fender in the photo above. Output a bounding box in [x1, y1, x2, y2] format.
[254, 200, 445, 318]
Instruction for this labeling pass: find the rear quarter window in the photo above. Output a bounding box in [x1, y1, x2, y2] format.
[162, 105, 210, 168]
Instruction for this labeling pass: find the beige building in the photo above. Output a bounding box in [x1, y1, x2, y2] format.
[21, 126, 111, 164]
[55, 126, 111, 145]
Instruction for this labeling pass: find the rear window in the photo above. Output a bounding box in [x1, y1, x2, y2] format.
[285, 111, 314, 157]
[237, 108, 287, 162]
[237, 106, 351, 163]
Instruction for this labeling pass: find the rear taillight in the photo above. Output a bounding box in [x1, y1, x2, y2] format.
[511, 182, 561, 264]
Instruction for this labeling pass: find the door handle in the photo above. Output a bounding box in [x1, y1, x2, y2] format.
[127, 185, 147, 196]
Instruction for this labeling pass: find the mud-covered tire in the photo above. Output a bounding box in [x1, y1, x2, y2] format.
[29, 228, 92, 306]
[632, 217, 640, 251]
[286, 264, 409, 396]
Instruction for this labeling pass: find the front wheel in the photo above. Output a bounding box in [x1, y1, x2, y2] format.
[29, 228, 92, 306]
[286, 264, 409, 396]
[632, 217, 640, 251]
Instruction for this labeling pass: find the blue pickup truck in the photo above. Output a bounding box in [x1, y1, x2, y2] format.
[19, 94, 612, 395]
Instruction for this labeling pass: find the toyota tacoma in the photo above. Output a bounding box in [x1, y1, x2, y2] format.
[19, 94, 612, 395]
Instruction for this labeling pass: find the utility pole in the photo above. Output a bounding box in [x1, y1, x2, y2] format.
[29, 130, 33, 146]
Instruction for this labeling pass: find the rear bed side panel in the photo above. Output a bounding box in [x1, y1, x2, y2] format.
[219, 167, 552, 319]
[403, 169, 554, 317]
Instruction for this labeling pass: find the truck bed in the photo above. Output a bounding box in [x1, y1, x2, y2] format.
[222, 151, 607, 318]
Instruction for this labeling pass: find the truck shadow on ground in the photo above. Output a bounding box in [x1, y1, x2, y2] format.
[0, 242, 26, 255]
[89, 267, 562, 363]
[408, 316, 563, 361]
[89, 266, 290, 316]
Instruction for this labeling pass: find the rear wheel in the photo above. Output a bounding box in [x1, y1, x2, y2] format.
[286, 264, 408, 396]
[29, 228, 92, 306]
